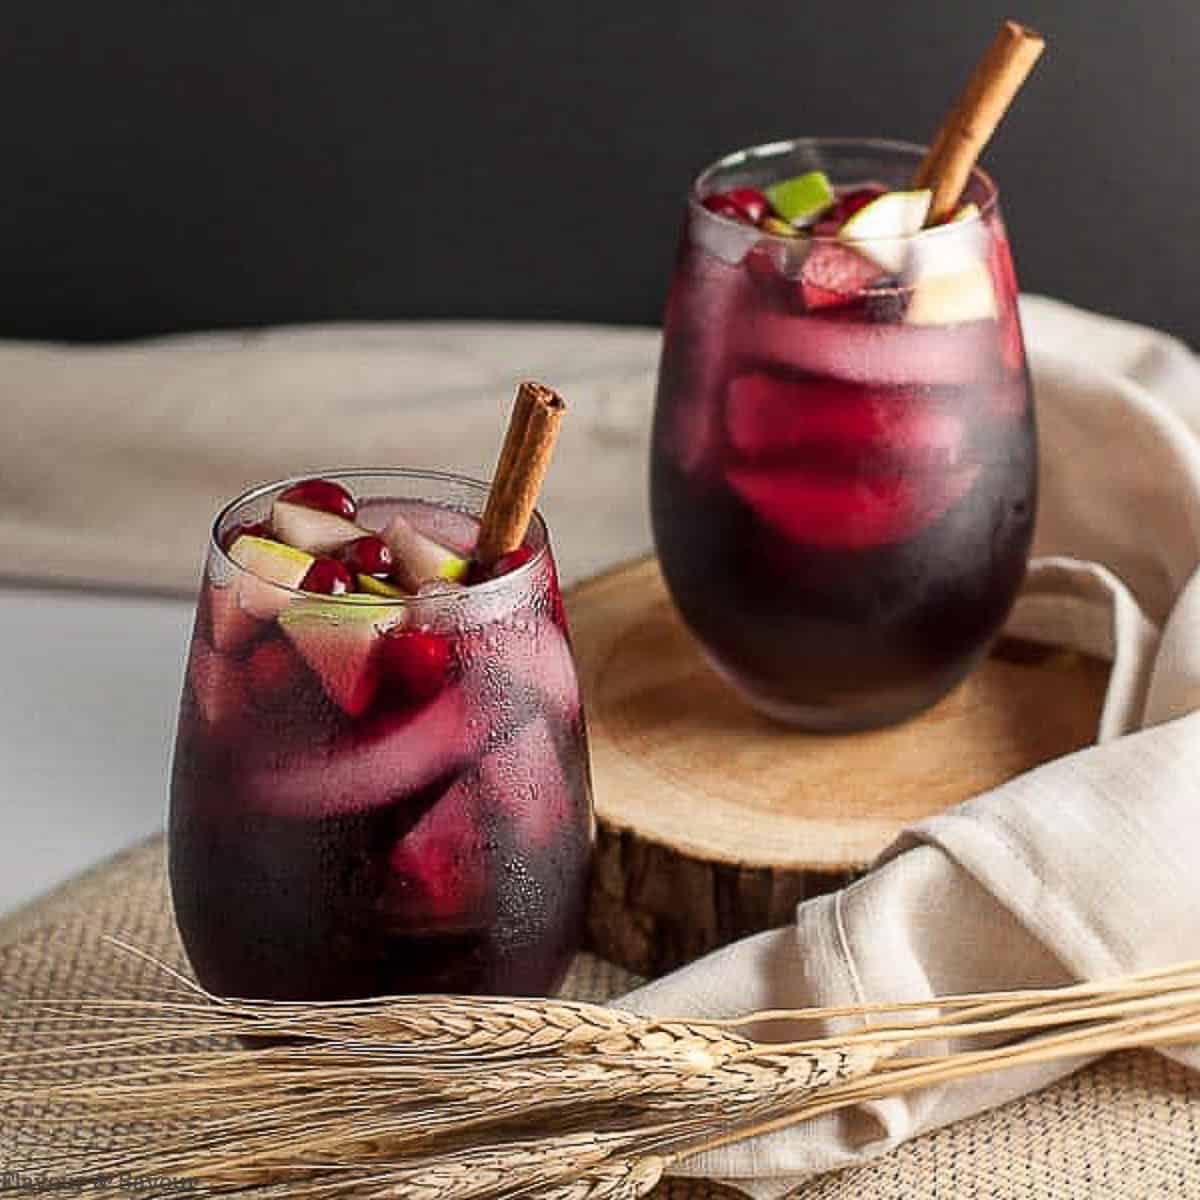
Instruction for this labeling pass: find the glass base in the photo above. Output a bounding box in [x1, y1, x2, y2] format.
[706, 651, 981, 734]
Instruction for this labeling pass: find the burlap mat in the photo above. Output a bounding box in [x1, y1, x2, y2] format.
[2, 839, 1198, 1197]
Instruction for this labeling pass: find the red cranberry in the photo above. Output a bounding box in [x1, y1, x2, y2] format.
[220, 520, 271, 552]
[301, 557, 354, 595]
[814, 185, 887, 234]
[381, 629, 452, 704]
[465, 544, 535, 586]
[278, 478, 357, 519]
[493, 544, 535, 576]
[339, 534, 393, 577]
[702, 187, 769, 225]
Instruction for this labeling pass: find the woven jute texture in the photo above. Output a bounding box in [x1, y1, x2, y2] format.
[2, 839, 1199, 1198]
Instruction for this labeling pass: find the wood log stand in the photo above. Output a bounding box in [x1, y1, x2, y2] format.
[566, 558, 1109, 978]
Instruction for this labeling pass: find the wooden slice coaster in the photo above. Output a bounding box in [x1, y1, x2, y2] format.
[566, 557, 1110, 977]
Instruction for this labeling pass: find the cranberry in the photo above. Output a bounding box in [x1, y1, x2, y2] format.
[466, 544, 535, 585]
[277, 478, 357, 520]
[339, 534, 393, 577]
[493, 544, 535, 576]
[702, 187, 769, 225]
[220, 520, 271, 552]
[301, 557, 354, 595]
[813, 185, 887, 235]
[381, 628, 452, 704]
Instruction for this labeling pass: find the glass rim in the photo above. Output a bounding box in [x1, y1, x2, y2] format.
[689, 136, 1000, 245]
[210, 466, 550, 605]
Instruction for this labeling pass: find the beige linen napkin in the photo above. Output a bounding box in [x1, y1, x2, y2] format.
[621, 298, 1200, 1195]
[2, 299, 1197, 1195]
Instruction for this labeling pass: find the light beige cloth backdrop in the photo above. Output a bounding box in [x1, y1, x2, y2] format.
[3, 297, 1199, 1196]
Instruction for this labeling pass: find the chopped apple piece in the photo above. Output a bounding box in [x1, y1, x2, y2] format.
[839, 189, 932, 273]
[271, 499, 366, 556]
[765, 170, 834, 227]
[278, 597, 403, 716]
[228, 535, 314, 620]
[382, 514, 469, 591]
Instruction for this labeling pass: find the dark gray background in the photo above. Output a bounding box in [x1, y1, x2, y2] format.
[4, 1, 1197, 344]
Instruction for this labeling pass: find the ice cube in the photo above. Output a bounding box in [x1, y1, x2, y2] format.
[244, 684, 479, 817]
[725, 372, 965, 467]
[745, 312, 998, 388]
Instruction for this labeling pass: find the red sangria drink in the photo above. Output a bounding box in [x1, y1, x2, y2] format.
[169, 469, 593, 1001]
[651, 139, 1036, 730]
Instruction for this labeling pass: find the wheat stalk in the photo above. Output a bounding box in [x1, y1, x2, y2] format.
[4, 952, 1200, 1200]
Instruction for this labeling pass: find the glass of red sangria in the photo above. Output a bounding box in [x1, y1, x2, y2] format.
[651, 138, 1036, 731]
[169, 467, 593, 1001]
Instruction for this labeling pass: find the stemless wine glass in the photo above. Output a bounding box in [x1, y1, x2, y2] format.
[169, 469, 593, 1001]
[650, 138, 1037, 731]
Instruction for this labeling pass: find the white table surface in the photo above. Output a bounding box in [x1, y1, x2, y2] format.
[0, 585, 195, 918]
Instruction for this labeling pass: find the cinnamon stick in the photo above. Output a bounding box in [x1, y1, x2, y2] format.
[914, 19, 1045, 223]
[475, 380, 566, 566]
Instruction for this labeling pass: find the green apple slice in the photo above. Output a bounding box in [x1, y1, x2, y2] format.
[839, 189, 932, 273]
[228, 535, 314, 619]
[383, 514, 469, 592]
[357, 573, 408, 598]
[278, 597, 403, 715]
[271, 499, 367, 556]
[765, 170, 834, 227]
